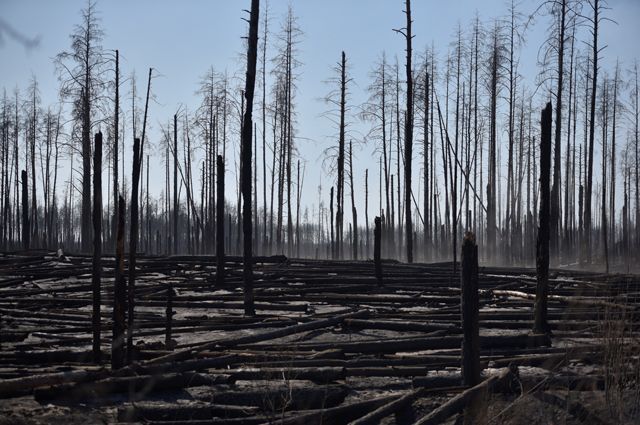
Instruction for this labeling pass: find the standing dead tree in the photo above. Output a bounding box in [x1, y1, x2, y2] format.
[241, 0, 260, 316]
[584, 0, 603, 264]
[216, 155, 225, 286]
[21, 170, 28, 250]
[534, 103, 552, 334]
[112, 195, 126, 370]
[54, 0, 105, 252]
[127, 138, 142, 362]
[112, 49, 119, 250]
[92, 132, 102, 363]
[394, 0, 414, 263]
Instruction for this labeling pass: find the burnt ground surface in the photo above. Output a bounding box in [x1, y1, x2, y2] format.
[0, 250, 639, 424]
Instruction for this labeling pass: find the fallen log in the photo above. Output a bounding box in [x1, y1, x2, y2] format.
[413, 366, 517, 425]
[144, 309, 369, 365]
[33, 372, 231, 402]
[238, 333, 551, 354]
[117, 402, 260, 422]
[222, 366, 345, 383]
[488, 289, 636, 311]
[189, 384, 349, 411]
[349, 388, 427, 425]
[0, 368, 109, 398]
[279, 394, 399, 425]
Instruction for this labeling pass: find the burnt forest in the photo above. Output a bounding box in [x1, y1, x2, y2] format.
[0, 0, 639, 423]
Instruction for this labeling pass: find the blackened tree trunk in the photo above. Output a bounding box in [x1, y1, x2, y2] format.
[92, 132, 102, 363]
[330, 186, 335, 259]
[401, 0, 414, 263]
[584, 0, 599, 263]
[365, 169, 369, 258]
[374, 216, 382, 284]
[241, 0, 260, 316]
[216, 155, 225, 286]
[461, 232, 480, 387]
[127, 138, 141, 363]
[112, 195, 126, 370]
[551, 0, 567, 260]
[112, 49, 119, 250]
[337, 51, 347, 260]
[21, 170, 28, 250]
[173, 114, 178, 255]
[534, 103, 552, 335]
[349, 140, 358, 260]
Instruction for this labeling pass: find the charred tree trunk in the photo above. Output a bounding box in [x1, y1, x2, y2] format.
[402, 0, 414, 263]
[112, 195, 126, 370]
[551, 0, 567, 261]
[241, 0, 260, 316]
[330, 186, 335, 259]
[173, 114, 178, 255]
[461, 232, 480, 387]
[584, 0, 599, 264]
[534, 103, 552, 335]
[112, 50, 119, 250]
[92, 132, 102, 363]
[127, 138, 142, 363]
[374, 216, 382, 285]
[21, 170, 28, 250]
[216, 155, 225, 286]
[337, 51, 347, 261]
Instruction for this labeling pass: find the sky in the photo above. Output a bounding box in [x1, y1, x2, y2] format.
[1, 0, 640, 222]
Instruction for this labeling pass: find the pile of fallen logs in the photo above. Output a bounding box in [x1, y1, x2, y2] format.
[0, 249, 638, 423]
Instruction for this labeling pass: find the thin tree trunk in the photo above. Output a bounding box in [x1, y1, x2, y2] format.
[112, 195, 126, 370]
[92, 132, 102, 364]
[127, 138, 142, 363]
[216, 155, 225, 286]
[534, 103, 552, 334]
[241, 0, 260, 316]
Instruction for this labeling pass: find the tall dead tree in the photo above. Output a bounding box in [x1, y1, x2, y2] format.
[584, 0, 601, 263]
[550, 0, 568, 260]
[173, 113, 178, 254]
[112, 49, 119, 250]
[534, 103, 552, 334]
[55, 1, 105, 252]
[337, 51, 347, 260]
[487, 24, 501, 260]
[394, 0, 414, 263]
[112, 195, 126, 370]
[241, 0, 260, 316]
[216, 155, 225, 286]
[349, 140, 358, 260]
[92, 132, 102, 363]
[21, 170, 28, 250]
[127, 138, 141, 362]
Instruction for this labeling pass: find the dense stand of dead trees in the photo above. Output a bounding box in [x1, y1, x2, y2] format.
[1, 0, 639, 273]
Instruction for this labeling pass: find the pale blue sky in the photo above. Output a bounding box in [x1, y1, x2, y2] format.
[1, 0, 639, 220]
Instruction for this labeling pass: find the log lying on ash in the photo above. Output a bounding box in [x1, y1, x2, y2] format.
[279, 394, 399, 425]
[144, 309, 369, 365]
[117, 402, 260, 422]
[240, 333, 551, 354]
[487, 289, 637, 311]
[349, 388, 428, 425]
[222, 366, 346, 383]
[188, 384, 349, 411]
[343, 318, 457, 332]
[414, 366, 518, 425]
[0, 368, 109, 398]
[33, 372, 231, 402]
